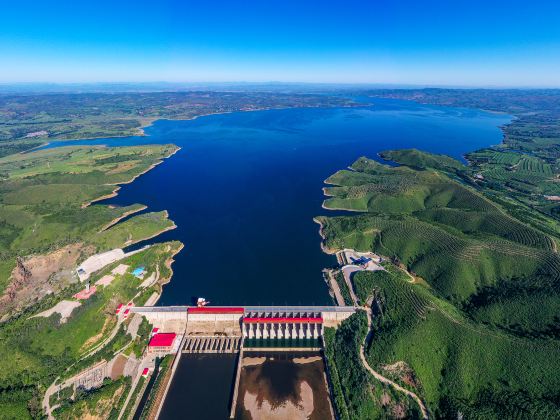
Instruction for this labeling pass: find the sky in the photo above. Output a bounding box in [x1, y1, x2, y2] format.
[1, 0, 559, 87]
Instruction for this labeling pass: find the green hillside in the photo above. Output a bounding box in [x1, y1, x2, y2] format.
[0, 145, 178, 301]
[0, 144, 183, 417]
[319, 151, 560, 418]
[357, 267, 560, 418]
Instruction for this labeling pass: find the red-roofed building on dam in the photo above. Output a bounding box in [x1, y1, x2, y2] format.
[148, 332, 177, 354]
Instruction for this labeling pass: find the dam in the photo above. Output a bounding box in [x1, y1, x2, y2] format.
[131, 305, 355, 343]
[131, 305, 356, 419]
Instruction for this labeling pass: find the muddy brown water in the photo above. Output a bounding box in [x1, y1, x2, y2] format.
[235, 352, 332, 420]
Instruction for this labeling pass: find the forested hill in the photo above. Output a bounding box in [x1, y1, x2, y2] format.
[366, 89, 560, 220]
[319, 151, 560, 418]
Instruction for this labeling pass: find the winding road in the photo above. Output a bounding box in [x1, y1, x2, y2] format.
[335, 250, 429, 418]
[360, 306, 429, 419]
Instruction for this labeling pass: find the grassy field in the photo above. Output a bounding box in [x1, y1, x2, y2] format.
[0, 142, 184, 418]
[0, 144, 178, 300]
[319, 150, 560, 418]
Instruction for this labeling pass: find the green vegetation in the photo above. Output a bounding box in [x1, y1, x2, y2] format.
[0, 91, 356, 157]
[121, 376, 147, 420]
[358, 266, 560, 418]
[0, 144, 177, 311]
[335, 270, 353, 306]
[138, 355, 173, 420]
[52, 377, 131, 420]
[130, 318, 152, 358]
[0, 142, 183, 418]
[319, 147, 560, 418]
[0, 387, 41, 420]
[0, 241, 181, 386]
[319, 155, 560, 326]
[368, 89, 560, 220]
[324, 312, 422, 419]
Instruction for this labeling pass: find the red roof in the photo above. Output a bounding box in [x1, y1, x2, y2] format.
[117, 303, 124, 309]
[149, 333, 177, 347]
[188, 307, 244, 314]
[243, 317, 323, 324]
[152, 327, 159, 333]
[73, 286, 97, 300]
[141, 368, 149, 376]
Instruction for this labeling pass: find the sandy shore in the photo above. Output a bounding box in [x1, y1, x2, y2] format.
[293, 356, 323, 364]
[321, 202, 366, 212]
[242, 381, 314, 420]
[242, 356, 267, 367]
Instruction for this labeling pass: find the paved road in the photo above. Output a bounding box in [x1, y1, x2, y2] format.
[325, 270, 345, 306]
[341, 265, 360, 305]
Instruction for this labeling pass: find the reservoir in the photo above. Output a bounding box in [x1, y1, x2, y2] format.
[45, 98, 510, 306]
[43, 98, 510, 418]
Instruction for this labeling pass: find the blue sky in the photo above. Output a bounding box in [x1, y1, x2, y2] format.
[1, 0, 559, 86]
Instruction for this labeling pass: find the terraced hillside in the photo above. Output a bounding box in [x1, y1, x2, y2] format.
[318, 151, 560, 418]
[353, 266, 560, 418]
[367, 89, 560, 220]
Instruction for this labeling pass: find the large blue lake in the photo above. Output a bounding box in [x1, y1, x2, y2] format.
[46, 98, 510, 306]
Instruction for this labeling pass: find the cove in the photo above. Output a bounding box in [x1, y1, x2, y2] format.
[43, 98, 511, 306]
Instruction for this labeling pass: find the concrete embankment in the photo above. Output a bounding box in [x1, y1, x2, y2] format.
[146, 335, 186, 420]
[229, 347, 244, 418]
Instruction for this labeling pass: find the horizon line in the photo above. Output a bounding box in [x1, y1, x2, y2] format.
[1, 81, 559, 90]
